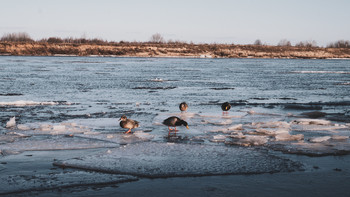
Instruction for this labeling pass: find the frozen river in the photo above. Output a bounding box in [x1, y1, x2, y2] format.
[0, 56, 350, 195]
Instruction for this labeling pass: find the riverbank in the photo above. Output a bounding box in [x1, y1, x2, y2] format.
[1, 42, 350, 59]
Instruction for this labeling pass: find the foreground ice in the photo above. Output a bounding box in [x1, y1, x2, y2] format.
[0, 171, 137, 195]
[1, 111, 349, 158]
[54, 142, 303, 178]
[0, 135, 118, 156]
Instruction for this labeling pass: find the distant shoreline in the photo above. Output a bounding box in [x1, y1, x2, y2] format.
[1, 42, 350, 59]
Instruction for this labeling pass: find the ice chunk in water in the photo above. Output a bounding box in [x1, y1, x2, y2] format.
[229, 131, 245, 139]
[331, 135, 349, 140]
[230, 135, 269, 146]
[54, 142, 303, 178]
[6, 117, 16, 128]
[228, 124, 243, 131]
[17, 124, 31, 131]
[309, 136, 332, 143]
[150, 78, 164, 82]
[210, 134, 227, 142]
[209, 124, 243, 133]
[292, 119, 331, 125]
[252, 121, 291, 129]
[275, 133, 304, 142]
[52, 125, 66, 132]
[213, 135, 226, 140]
[40, 124, 52, 132]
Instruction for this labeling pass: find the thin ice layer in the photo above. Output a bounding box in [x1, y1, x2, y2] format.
[270, 141, 350, 156]
[54, 142, 303, 178]
[0, 135, 118, 156]
[0, 171, 137, 195]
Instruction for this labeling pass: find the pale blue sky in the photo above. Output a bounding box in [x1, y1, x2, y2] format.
[1, 0, 349, 46]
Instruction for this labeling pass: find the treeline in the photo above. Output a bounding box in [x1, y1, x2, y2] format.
[1, 32, 350, 49]
[326, 40, 350, 48]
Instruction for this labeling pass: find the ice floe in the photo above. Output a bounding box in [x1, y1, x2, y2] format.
[6, 117, 16, 128]
[270, 141, 350, 156]
[309, 136, 332, 143]
[13, 122, 92, 135]
[0, 171, 137, 195]
[275, 133, 304, 142]
[54, 142, 303, 178]
[291, 119, 331, 125]
[227, 135, 269, 146]
[0, 135, 117, 156]
[150, 78, 164, 82]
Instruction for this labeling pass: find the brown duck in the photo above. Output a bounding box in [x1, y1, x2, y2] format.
[179, 102, 188, 112]
[119, 115, 139, 134]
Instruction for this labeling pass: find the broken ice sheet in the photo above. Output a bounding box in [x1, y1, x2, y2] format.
[75, 130, 154, 145]
[0, 171, 137, 195]
[54, 142, 303, 178]
[269, 140, 350, 156]
[291, 119, 332, 125]
[14, 122, 92, 136]
[227, 135, 269, 146]
[0, 135, 117, 156]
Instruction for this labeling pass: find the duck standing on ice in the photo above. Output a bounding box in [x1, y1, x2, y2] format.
[119, 115, 139, 134]
[163, 116, 189, 133]
[179, 102, 188, 112]
[221, 102, 231, 115]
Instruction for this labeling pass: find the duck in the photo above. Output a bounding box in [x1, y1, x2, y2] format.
[221, 102, 231, 114]
[119, 115, 139, 134]
[179, 102, 188, 112]
[163, 116, 189, 132]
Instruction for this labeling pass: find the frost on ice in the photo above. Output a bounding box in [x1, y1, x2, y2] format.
[54, 142, 303, 178]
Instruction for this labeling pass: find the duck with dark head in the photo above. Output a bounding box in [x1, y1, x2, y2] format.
[221, 102, 231, 115]
[163, 116, 189, 134]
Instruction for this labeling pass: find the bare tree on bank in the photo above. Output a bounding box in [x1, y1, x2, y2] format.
[327, 40, 350, 48]
[1, 32, 33, 42]
[150, 33, 165, 43]
[295, 40, 318, 48]
[254, 39, 262, 46]
[277, 39, 291, 47]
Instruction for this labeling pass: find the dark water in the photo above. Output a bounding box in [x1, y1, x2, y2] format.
[0, 56, 350, 195]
